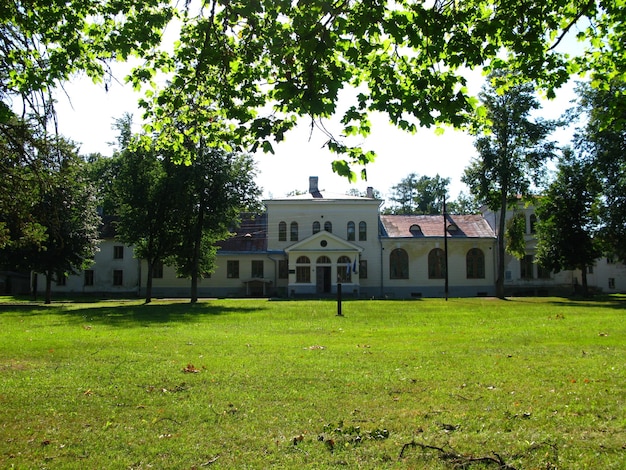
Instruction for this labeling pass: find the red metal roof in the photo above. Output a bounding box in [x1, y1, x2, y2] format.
[380, 214, 495, 238]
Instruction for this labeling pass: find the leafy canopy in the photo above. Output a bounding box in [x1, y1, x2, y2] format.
[2, 0, 625, 177]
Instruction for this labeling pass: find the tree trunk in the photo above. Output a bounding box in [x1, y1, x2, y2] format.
[31, 273, 38, 301]
[44, 272, 52, 305]
[496, 192, 508, 299]
[190, 204, 204, 304]
[145, 260, 154, 304]
[581, 265, 589, 296]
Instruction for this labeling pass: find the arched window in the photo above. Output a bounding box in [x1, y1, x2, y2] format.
[428, 248, 445, 279]
[390, 248, 409, 279]
[312, 221, 320, 234]
[290, 221, 298, 241]
[278, 221, 287, 241]
[316, 256, 331, 264]
[324, 221, 332, 233]
[347, 221, 355, 241]
[529, 214, 537, 234]
[359, 221, 367, 241]
[466, 248, 485, 279]
[337, 255, 352, 282]
[296, 256, 310, 283]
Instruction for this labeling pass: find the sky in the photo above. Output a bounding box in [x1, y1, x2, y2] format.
[54, 61, 580, 205]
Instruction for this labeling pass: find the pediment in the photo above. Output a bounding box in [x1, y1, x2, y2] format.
[285, 231, 363, 253]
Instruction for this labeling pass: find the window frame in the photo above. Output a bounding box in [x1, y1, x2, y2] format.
[295, 256, 311, 283]
[428, 248, 445, 279]
[278, 221, 287, 241]
[390, 248, 409, 279]
[347, 221, 355, 241]
[227, 260, 240, 279]
[466, 248, 485, 279]
[290, 221, 298, 241]
[337, 256, 352, 283]
[113, 269, 124, 286]
[251, 260, 264, 278]
[520, 255, 534, 279]
[113, 245, 124, 259]
[84, 269, 94, 286]
[358, 221, 367, 241]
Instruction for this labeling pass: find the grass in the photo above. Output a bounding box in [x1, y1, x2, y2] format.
[0, 296, 624, 469]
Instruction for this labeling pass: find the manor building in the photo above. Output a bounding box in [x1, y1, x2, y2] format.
[51, 177, 625, 298]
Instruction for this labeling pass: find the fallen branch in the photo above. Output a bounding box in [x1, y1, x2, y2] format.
[199, 455, 219, 466]
[399, 441, 517, 469]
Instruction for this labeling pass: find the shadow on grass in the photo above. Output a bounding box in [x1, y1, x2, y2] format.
[541, 294, 626, 311]
[0, 300, 267, 327]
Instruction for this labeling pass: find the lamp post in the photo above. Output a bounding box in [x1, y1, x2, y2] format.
[443, 194, 449, 301]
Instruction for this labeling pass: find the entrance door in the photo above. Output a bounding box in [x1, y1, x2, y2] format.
[316, 266, 332, 294]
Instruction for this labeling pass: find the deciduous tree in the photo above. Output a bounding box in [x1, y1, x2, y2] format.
[386, 173, 449, 215]
[3, 1, 625, 182]
[535, 150, 602, 296]
[114, 141, 179, 303]
[169, 146, 261, 303]
[574, 81, 626, 261]
[28, 138, 100, 303]
[462, 77, 556, 298]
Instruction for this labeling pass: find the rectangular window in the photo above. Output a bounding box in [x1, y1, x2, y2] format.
[113, 245, 124, 259]
[152, 261, 164, 279]
[587, 265, 594, 274]
[84, 270, 94, 286]
[296, 266, 310, 283]
[227, 260, 240, 279]
[359, 260, 368, 279]
[520, 255, 534, 279]
[251, 260, 264, 278]
[278, 260, 289, 279]
[537, 265, 551, 279]
[56, 273, 67, 286]
[113, 270, 123, 286]
[609, 278, 615, 289]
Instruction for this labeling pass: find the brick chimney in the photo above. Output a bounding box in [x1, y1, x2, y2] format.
[309, 176, 319, 194]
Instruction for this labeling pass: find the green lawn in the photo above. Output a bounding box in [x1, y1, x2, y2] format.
[0, 297, 624, 469]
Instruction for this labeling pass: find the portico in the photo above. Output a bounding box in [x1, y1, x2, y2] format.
[285, 231, 363, 296]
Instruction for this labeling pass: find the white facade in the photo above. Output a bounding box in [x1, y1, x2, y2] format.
[51, 178, 625, 299]
[50, 238, 141, 295]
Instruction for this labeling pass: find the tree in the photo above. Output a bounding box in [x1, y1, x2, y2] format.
[346, 188, 382, 199]
[1, 1, 174, 127]
[3, 1, 625, 179]
[114, 142, 180, 304]
[169, 147, 261, 303]
[28, 138, 100, 303]
[132, 0, 625, 178]
[574, 81, 626, 262]
[386, 173, 449, 215]
[0, 116, 49, 256]
[446, 191, 481, 215]
[462, 77, 556, 298]
[535, 150, 602, 296]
